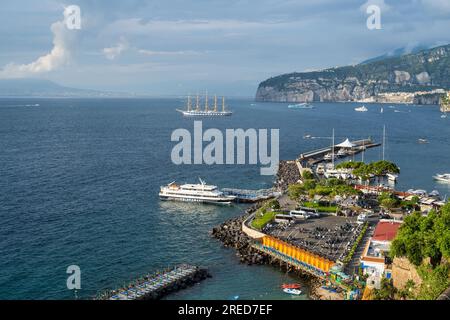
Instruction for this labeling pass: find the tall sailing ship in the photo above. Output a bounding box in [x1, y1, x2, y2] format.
[177, 92, 232, 116]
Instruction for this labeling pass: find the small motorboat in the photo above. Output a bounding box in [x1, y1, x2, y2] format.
[283, 288, 302, 295]
[303, 134, 312, 139]
[355, 105, 368, 112]
[441, 114, 448, 119]
[418, 138, 428, 144]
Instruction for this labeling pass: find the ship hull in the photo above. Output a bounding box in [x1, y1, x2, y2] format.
[433, 176, 450, 183]
[176, 109, 232, 116]
[159, 194, 234, 205]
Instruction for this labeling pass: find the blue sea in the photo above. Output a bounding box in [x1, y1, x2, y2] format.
[0, 98, 449, 300]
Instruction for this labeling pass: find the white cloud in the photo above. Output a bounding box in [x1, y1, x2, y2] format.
[104, 18, 281, 35]
[103, 37, 129, 60]
[138, 49, 204, 56]
[0, 20, 72, 78]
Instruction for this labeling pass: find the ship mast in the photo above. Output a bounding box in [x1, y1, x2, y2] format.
[222, 96, 225, 112]
[205, 91, 209, 112]
[187, 95, 191, 112]
[196, 94, 200, 111]
[214, 95, 218, 112]
[331, 128, 335, 168]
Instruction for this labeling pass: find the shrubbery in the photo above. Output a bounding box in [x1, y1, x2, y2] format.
[343, 222, 368, 264]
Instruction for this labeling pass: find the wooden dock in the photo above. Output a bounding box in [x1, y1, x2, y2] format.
[95, 264, 210, 300]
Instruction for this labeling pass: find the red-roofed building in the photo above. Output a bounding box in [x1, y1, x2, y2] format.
[360, 220, 402, 289]
[371, 220, 402, 242]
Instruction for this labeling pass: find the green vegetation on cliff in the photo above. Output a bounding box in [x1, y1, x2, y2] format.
[256, 44, 450, 102]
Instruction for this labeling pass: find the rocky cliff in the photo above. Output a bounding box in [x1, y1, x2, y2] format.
[256, 44, 450, 104]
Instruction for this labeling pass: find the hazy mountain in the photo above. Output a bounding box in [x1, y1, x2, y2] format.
[256, 44, 450, 104]
[0, 78, 135, 97]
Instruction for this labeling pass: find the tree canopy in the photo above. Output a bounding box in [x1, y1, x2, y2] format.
[336, 160, 400, 180]
[391, 203, 450, 267]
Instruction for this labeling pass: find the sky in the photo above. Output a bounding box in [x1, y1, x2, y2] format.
[1, 0, 450, 96]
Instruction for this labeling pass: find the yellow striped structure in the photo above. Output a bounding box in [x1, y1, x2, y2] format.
[253, 236, 335, 277]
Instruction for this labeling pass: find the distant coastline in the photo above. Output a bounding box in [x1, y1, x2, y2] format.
[256, 44, 450, 105]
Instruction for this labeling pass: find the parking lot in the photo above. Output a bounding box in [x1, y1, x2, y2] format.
[263, 215, 364, 262]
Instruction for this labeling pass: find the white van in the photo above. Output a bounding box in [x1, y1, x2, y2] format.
[357, 213, 368, 224]
[289, 210, 311, 220]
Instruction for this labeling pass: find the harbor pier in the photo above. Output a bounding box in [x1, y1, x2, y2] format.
[299, 138, 381, 166]
[95, 264, 210, 300]
[222, 188, 281, 203]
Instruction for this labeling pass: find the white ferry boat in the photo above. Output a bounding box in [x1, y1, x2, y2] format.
[177, 93, 232, 116]
[159, 178, 236, 205]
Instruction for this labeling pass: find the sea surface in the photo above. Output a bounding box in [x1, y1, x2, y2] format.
[0, 98, 449, 300]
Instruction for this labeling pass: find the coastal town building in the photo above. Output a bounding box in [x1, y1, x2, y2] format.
[360, 220, 402, 289]
[440, 91, 450, 113]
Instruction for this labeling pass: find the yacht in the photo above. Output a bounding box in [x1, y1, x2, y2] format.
[355, 105, 368, 112]
[159, 179, 236, 204]
[323, 153, 335, 161]
[433, 174, 450, 183]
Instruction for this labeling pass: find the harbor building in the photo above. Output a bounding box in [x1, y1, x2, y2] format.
[360, 220, 402, 289]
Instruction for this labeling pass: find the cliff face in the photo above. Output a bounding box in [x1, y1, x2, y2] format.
[256, 44, 450, 104]
[391, 257, 422, 296]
